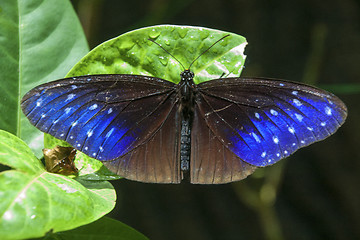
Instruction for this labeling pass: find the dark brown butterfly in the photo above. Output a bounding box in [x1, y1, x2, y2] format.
[21, 38, 347, 184]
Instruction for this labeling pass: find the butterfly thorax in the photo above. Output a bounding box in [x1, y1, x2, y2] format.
[179, 69, 196, 120]
[180, 69, 195, 100]
[179, 69, 196, 172]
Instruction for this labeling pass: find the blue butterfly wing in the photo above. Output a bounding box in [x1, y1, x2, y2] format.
[21, 75, 183, 183]
[196, 77, 347, 167]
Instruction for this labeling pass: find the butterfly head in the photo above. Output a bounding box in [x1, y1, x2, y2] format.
[180, 69, 195, 83]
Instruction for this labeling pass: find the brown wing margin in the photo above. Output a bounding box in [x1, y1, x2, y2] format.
[190, 105, 257, 184]
[103, 101, 182, 183]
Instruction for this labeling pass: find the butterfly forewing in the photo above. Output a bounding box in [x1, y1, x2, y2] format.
[21, 74, 183, 183]
[196, 77, 347, 167]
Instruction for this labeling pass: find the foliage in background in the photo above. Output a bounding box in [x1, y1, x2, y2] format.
[0, 0, 88, 157]
[0, 130, 116, 239]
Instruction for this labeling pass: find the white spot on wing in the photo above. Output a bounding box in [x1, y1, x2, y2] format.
[288, 126, 295, 134]
[87, 129, 93, 137]
[251, 133, 261, 143]
[261, 152, 266, 158]
[295, 113, 303, 122]
[292, 91, 298, 95]
[89, 104, 98, 110]
[321, 122, 326, 126]
[273, 136, 279, 144]
[36, 99, 42, 107]
[270, 109, 278, 116]
[325, 106, 332, 116]
[66, 94, 75, 101]
[293, 99, 302, 106]
[106, 128, 115, 138]
[64, 107, 72, 114]
[255, 112, 260, 119]
[107, 108, 113, 114]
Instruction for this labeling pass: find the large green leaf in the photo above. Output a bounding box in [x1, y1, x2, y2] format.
[68, 25, 247, 84]
[0, 130, 116, 240]
[37, 217, 149, 240]
[0, 0, 89, 156]
[46, 25, 247, 179]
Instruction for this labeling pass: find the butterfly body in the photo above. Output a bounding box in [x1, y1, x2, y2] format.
[178, 70, 196, 173]
[21, 70, 347, 184]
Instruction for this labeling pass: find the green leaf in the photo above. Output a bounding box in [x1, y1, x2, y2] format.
[0, 0, 89, 157]
[46, 25, 247, 178]
[38, 217, 149, 240]
[0, 130, 116, 240]
[68, 25, 247, 84]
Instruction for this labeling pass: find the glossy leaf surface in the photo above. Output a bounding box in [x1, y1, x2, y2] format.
[0, 130, 116, 239]
[0, 0, 88, 156]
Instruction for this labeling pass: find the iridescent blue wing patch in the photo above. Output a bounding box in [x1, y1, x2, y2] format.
[21, 74, 178, 163]
[195, 77, 347, 167]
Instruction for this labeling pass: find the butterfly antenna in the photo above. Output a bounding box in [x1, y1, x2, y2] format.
[148, 38, 186, 71]
[188, 34, 230, 70]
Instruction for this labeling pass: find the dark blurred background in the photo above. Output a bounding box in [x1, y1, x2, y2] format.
[70, 0, 360, 239]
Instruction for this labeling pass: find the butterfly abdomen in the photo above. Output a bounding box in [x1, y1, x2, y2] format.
[180, 120, 191, 171]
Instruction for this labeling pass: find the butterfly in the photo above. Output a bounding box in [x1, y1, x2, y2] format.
[21, 37, 347, 184]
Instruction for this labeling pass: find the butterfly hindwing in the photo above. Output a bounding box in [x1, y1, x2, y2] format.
[191, 106, 257, 184]
[21, 74, 183, 182]
[196, 77, 347, 167]
[104, 103, 182, 183]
